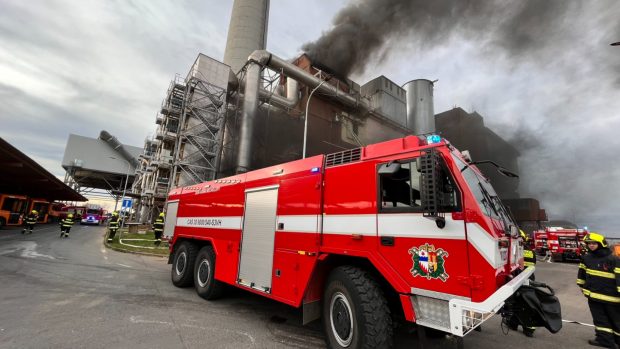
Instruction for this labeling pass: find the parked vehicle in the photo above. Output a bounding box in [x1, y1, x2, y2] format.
[163, 135, 551, 347]
[0, 194, 28, 228]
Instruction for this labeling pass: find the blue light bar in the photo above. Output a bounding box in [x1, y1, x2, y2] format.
[426, 135, 441, 144]
[310, 167, 320, 173]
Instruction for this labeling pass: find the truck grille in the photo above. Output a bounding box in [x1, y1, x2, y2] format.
[325, 148, 361, 167]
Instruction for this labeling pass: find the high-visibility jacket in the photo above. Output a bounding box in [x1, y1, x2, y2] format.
[524, 248, 537, 268]
[109, 217, 120, 230]
[25, 213, 38, 225]
[61, 217, 74, 228]
[153, 218, 164, 233]
[577, 247, 620, 304]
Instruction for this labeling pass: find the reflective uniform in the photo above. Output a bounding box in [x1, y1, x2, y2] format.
[577, 237, 620, 348]
[60, 216, 74, 238]
[153, 214, 164, 246]
[107, 215, 120, 243]
[22, 212, 38, 234]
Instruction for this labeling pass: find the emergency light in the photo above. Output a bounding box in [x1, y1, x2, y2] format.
[426, 134, 441, 144]
[310, 167, 320, 173]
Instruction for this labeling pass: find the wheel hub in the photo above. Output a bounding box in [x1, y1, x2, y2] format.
[330, 292, 353, 347]
[175, 252, 187, 275]
[197, 259, 211, 287]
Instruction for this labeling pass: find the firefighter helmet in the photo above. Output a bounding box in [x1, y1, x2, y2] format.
[31, 210, 38, 215]
[519, 229, 529, 242]
[583, 232, 608, 248]
[159, 212, 165, 218]
[112, 211, 119, 217]
[67, 214, 74, 219]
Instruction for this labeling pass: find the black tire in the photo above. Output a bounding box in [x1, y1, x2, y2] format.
[171, 241, 197, 287]
[0, 217, 5, 230]
[194, 246, 225, 300]
[322, 266, 393, 349]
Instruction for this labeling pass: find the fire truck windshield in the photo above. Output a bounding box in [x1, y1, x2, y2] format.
[451, 153, 517, 231]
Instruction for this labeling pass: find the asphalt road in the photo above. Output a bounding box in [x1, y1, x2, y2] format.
[0, 224, 597, 349]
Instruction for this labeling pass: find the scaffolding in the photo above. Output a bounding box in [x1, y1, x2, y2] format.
[133, 54, 230, 222]
[172, 76, 227, 187]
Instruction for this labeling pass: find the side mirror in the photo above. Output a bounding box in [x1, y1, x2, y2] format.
[378, 162, 401, 176]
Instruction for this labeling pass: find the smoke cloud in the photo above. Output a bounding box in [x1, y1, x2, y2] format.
[303, 0, 579, 77]
[303, 0, 620, 233]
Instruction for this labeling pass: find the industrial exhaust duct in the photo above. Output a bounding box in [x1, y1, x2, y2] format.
[235, 49, 372, 173]
[99, 130, 139, 168]
[403, 79, 435, 134]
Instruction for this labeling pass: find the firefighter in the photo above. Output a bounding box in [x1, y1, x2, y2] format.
[21, 210, 38, 235]
[577, 232, 620, 349]
[60, 214, 74, 238]
[107, 211, 120, 243]
[508, 229, 537, 337]
[153, 212, 164, 246]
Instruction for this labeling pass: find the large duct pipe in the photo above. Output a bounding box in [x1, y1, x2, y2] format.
[236, 63, 261, 173]
[235, 50, 371, 173]
[248, 50, 366, 110]
[403, 79, 435, 134]
[99, 130, 139, 169]
[223, 0, 270, 74]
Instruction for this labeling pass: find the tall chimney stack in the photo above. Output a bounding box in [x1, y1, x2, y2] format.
[223, 0, 270, 74]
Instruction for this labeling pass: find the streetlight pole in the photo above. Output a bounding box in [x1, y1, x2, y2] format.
[303, 80, 326, 159]
[110, 156, 131, 229]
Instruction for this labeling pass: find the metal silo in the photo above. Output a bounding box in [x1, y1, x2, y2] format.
[403, 79, 435, 134]
[223, 0, 270, 74]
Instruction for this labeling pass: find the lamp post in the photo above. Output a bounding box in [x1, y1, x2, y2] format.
[110, 156, 131, 229]
[303, 80, 326, 159]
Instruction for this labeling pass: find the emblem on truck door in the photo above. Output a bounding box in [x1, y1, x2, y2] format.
[409, 243, 449, 281]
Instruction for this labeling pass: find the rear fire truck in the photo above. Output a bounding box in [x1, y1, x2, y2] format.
[534, 227, 588, 262]
[164, 135, 547, 348]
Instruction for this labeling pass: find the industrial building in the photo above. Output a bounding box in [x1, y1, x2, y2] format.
[127, 0, 548, 227]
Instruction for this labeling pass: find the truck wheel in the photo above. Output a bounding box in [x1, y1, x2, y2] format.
[322, 266, 393, 349]
[171, 242, 197, 287]
[194, 246, 225, 300]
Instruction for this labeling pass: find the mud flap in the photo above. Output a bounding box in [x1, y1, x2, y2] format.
[502, 280, 562, 333]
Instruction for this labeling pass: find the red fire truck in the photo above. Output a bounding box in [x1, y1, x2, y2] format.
[164, 135, 540, 347]
[535, 227, 588, 262]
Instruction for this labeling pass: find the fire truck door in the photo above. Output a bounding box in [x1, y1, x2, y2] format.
[163, 200, 178, 239]
[238, 185, 279, 293]
[377, 157, 472, 299]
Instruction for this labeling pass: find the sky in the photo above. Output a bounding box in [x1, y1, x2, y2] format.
[0, 1, 619, 236]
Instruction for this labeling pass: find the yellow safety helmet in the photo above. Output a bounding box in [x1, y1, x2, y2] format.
[67, 214, 74, 219]
[113, 211, 119, 216]
[519, 229, 528, 242]
[31, 210, 38, 215]
[159, 212, 165, 218]
[583, 232, 608, 248]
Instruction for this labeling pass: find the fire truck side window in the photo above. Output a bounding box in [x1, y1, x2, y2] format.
[379, 158, 460, 212]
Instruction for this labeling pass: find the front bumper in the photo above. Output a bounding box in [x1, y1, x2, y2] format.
[447, 266, 534, 336]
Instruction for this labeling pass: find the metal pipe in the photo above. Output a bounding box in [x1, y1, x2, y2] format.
[247, 50, 367, 110]
[236, 62, 261, 173]
[303, 80, 326, 158]
[99, 130, 140, 168]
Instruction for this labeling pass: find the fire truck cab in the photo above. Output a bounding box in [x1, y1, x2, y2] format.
[0, 194, 28, 228]
[165, 135, 534, 347]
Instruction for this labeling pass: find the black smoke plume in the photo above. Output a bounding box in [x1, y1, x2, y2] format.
[303, 0, 576, 77]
